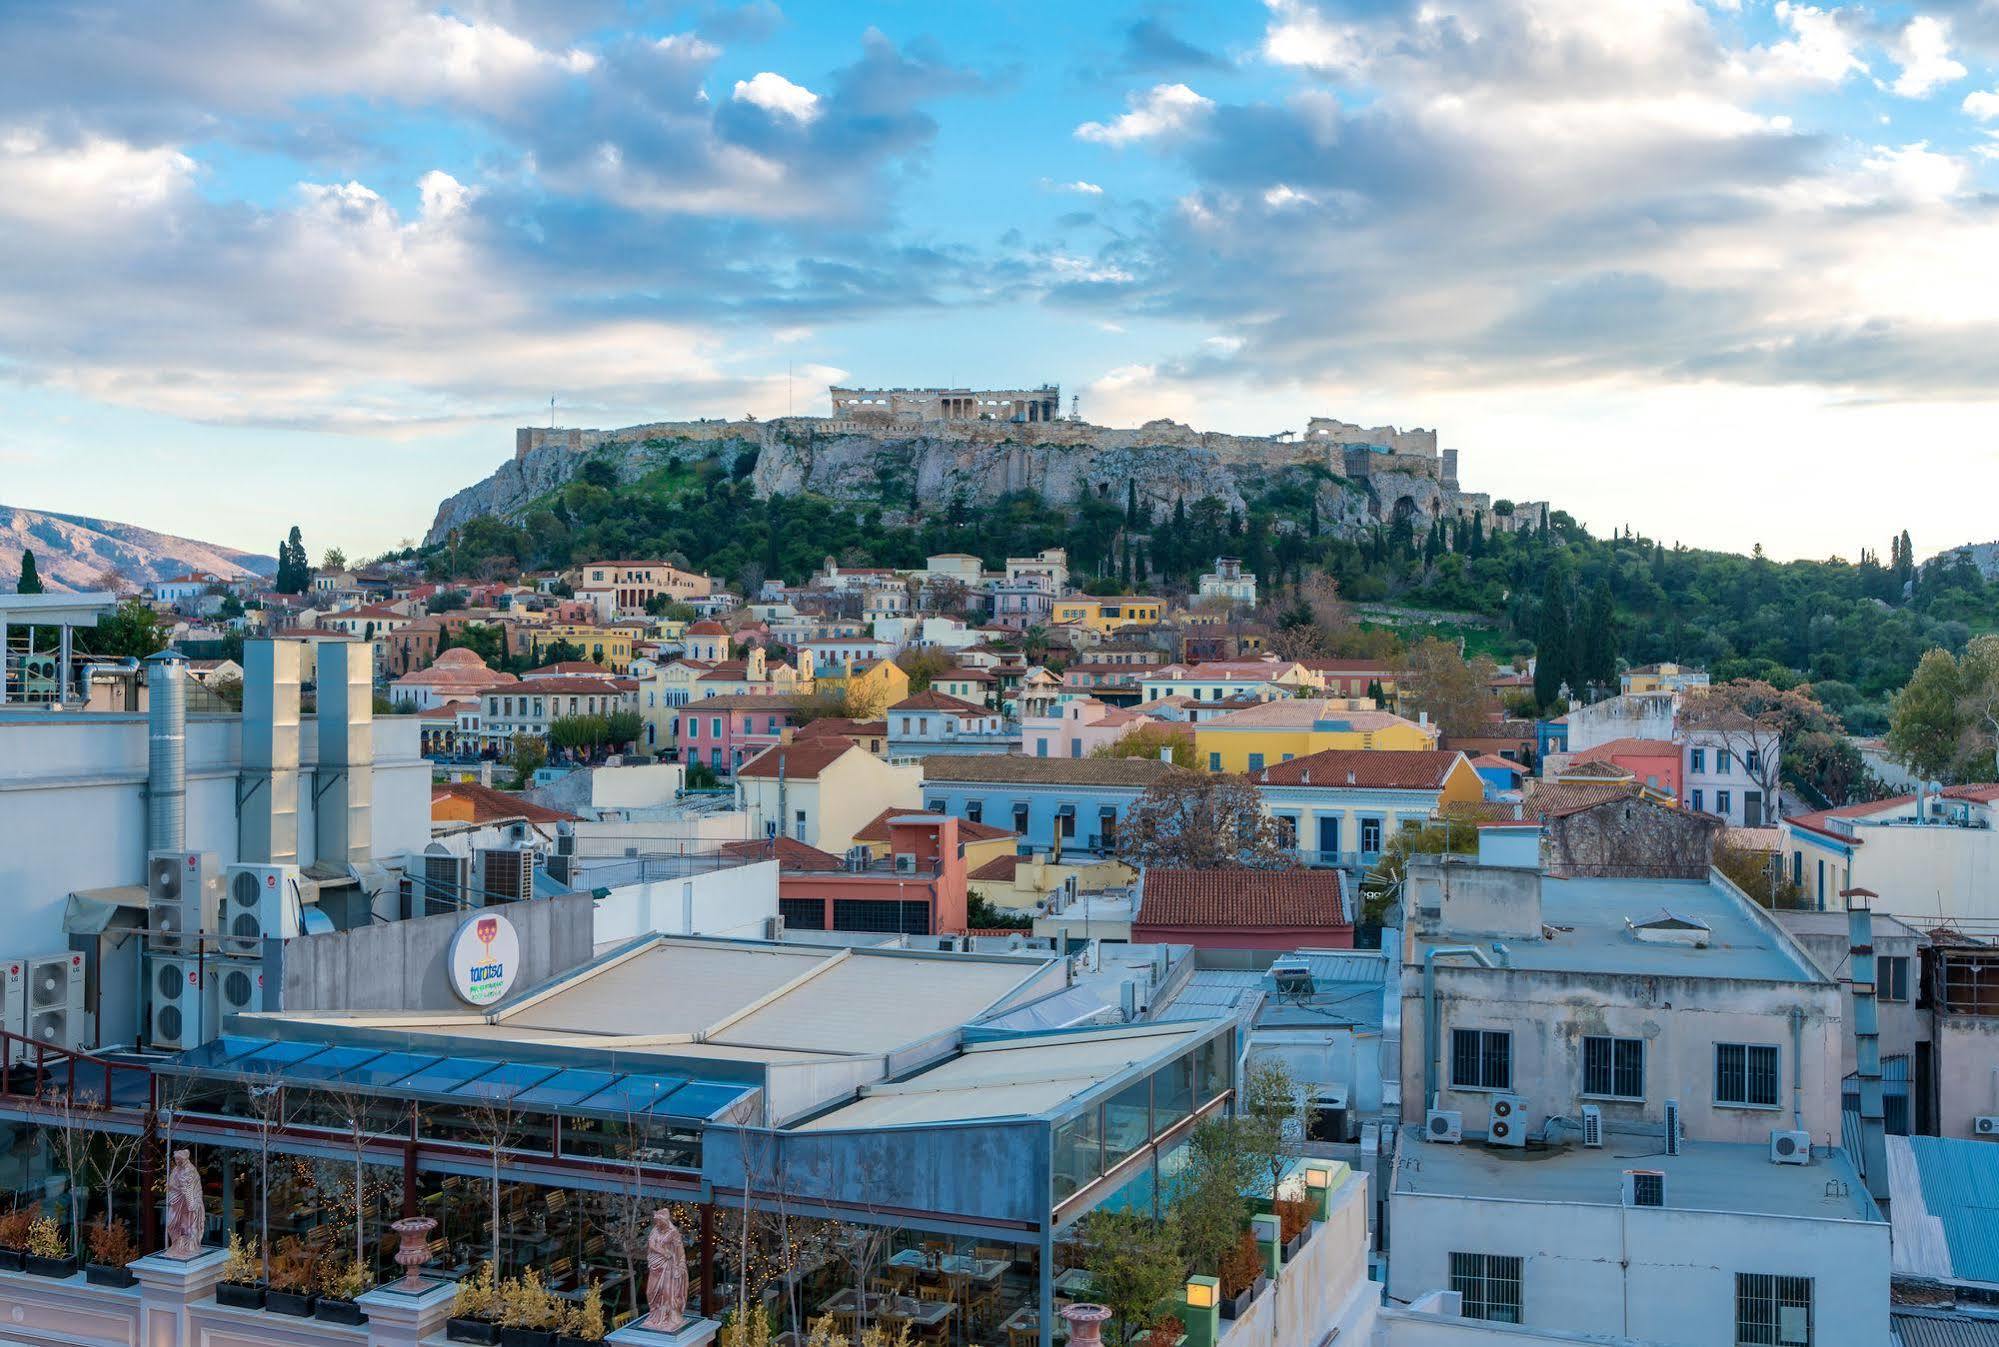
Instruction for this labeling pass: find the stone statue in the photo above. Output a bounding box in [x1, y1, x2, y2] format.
[165, 1149, 204, 1259]
[643, 1208, 689, 1332]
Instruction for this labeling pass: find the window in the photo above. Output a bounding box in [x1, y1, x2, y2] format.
[1209, 752, 1222, 772]
[965, 801, 982, 824]
[1013, 803, 1030, 834]
[1735, 1273, 1811, 1346]
[1716, 749, 1732, 774]
[1791, 851, 1803, 886]
[710, 718, 722, 738]
[1689, 747, 1705, 772]
[1037, 739, 1049, 757]
[1716, 1043, 1780, 1107]
[792, 809, 806, 842]
[1583, 1036, 1644, 1099]
[743, 717, 753, 734]
[1274, 815, 1298, 848]
[1316, 816, 1341, 857]
[1360, 817, 1384, 854]
[1717, 789, 1732, 816]
[1247, 753, 1265, 772]
[1879, 955, 1910, 1003]
[1690, 789, 1704, 813]
[1059, 808, 1077, 839]
[1451, 1028, 1512, 1091]
[1745, 749, 1761, 774]
[1449, 1253, 1521, 1324]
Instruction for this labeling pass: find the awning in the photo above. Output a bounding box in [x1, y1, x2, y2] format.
[1056, 804, 1076, 817]
[64, 887, 148, 937]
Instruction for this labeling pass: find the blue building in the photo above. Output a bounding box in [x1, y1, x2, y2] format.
[916, 754, 1185, 857]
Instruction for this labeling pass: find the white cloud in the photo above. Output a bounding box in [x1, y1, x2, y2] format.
[1758, 3, 1869, 86]
[1861, 140, 1968, 201]
[1963, 88, 1999, 119]
[1262, 184, 1316, 208]
[1045, 179, 1105, 195]
[731, 71, 821, 123]
[0, 129, 195, 226]
[1076, 83, 1213, 146]
[1889, 15, 1966, 98]
[1261, 0, 1369, 76]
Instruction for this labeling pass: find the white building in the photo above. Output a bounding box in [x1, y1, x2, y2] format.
[1683, 727, 1781, 827]
[1780, 785, 1999, 921]
[1197, 556, 1258, 606]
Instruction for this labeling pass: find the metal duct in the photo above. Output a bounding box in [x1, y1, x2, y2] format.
[313, 641, 374, 867]
[145, 650, 187, 855]
[1846, 888, 1890, 1205]
[239, 639, 301, 865]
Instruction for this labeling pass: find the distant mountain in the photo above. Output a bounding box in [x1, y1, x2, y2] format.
[0, 504, 275, 594]
[1940, 541, 1999, 581]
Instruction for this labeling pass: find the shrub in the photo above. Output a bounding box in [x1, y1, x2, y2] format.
[86, 1217, 138, 1268]
[1142, 1313, 1185, 1347]
[454, 1260, 497, 1320]
[320, 1256, 371, 1301]
[1274, 1196, 1312, 1244]
[567, 1282, 609, 1341]
[0, 1209, 33, 1251]
[221, 1233, 262, 1285]
[26, 1216, 66, 1260]
[1218, 1229, 1262, 1299]
[498, 1267, 563, 1330]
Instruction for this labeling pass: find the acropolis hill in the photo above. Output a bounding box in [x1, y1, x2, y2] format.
[425, 383, 1548, 546]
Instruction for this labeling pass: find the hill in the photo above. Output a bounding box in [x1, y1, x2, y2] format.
[0, 504, 275, 593]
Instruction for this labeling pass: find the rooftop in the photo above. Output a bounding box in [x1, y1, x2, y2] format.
[1201, 699, 1430, 732]
[890, 690, 989, 715]
[1888, 1134, 1999, 1288]
[737, 739, 861, 781]
[852, 807, 1011, 846]
[1137, 867, 1351, 929]
[431, 781, 578, 825]
[1392, 1125, 1879, 1224]
[917, 753, 1190, 788]
[1250, 748, 1467, 791]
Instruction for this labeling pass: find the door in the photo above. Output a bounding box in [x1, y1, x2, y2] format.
[1317, 816, 1341, 861]
[1744, 791, 1763, 828]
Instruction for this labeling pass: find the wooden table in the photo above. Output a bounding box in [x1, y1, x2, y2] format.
[819, 1289, 957, 1330]
[887, 1251, 1010, 1284]
[1052, 1268, 1096, 1297]
[1002, 1306, 1070, 1347]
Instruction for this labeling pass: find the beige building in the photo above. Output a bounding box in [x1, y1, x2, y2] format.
[568, 559, 714, 619]
[733, 738, 922, 854]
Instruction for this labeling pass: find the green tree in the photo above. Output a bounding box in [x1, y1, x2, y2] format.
[606, 709, 643, 749]
[1174, 1117, 1255, 1278]
[508, 735, 547, 789]
[78, 599, 167, 659]
[1887, 648, 1965, 783]
[548, 714, 610, 754]
[15, 549, 42, 594]
[275, 526, 311, 594]
[1238, 1060, 1306, 1202]
[1078, 1207, 1184, 1347]
[321, 547, 347, 572]
[1091, 724, 1198, 769]
[1533, 563, 1575, 707]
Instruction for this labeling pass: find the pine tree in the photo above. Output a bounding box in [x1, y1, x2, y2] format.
[1125, 479, 1138, 529]
[1582, 583, 1617, 696]
[1534, 564, 1576, 707]
[1307, 498, 1320, 538]
[15, 549, 42, 594]
[276, 525, 311, 594]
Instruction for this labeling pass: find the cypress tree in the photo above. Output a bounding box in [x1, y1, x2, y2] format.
[1534, 564, 1576, 707]
[15, 549, 41, 594]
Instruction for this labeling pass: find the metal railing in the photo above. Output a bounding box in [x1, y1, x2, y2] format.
[0, 1028, 154, 1114]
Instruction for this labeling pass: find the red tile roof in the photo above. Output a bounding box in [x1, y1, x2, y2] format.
[1572, 737, 1678, 761]
[494, 677, 626, 695]
[968, 854, 1022, 882]
[524, 661, 609, 677]
[851, 808, 1014, 845]
[1135, 868, 1350, 930]
[718, 836, 847, 871]
[1250, 748, 1468, 791]
[795, 717, 887, 740]
[736, 739, 859, 780]
[1470, 755, 1528, 774]
[431, 781, 578, 825]
[890, 690, 990, 715]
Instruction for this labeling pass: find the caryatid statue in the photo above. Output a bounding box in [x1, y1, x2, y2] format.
[164, 1150, 204, 1259]
[644, 1208, 690, 1332]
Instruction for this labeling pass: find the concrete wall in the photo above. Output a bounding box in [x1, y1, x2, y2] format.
[1388, 1189, 1889, 1347]
[592, 860, 778, 943]
[1223, 1170, 1381, 1347]
[1937, 1015, 1999, 1139]
[591, 761, 686, 809]
[277, 892, 596, 1013]
[1853, 822, 1999, 925]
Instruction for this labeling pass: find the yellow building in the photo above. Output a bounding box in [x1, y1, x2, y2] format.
[1248, 749, 1486, 860]
[1048, 595, 1165, 634]
[972, 854, 1134, 915]
[532, 623, 634, 673]
[1619, 662, 1711, 695]
[820, 657, 910, 718]
[1194, 697, 1439, 773]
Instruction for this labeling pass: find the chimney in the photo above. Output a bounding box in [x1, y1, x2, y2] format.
[1845, 888, 1890, 1207]
[145, 651, 188, 855]
[314, 640, 374, 868]
[239, 640, 301, 865]
[1158, 745, 1173, 763]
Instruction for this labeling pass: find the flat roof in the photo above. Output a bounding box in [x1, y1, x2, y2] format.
[1392, 1125, 1880, 1224]
[1414, 874, 1825, 984]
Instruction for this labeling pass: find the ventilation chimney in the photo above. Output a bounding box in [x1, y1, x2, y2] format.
[1845, 888, 1891, 1207]
[145, 650, 188, 855]
[239, 640, 301, 865]
[314, 641, 374, 867]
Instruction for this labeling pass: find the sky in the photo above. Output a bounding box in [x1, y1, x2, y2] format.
[1, 0, 1998, 564]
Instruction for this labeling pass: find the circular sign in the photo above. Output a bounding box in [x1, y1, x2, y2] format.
[448, 911, 522, 1006]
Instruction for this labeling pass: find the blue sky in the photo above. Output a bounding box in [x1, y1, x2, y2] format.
[1, 0, 1997, 563]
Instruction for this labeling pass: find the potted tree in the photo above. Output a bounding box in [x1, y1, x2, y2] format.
[497, 1267, 564, 1347]
[0, 1209, 32, 1272]
[557, 1282, 609, 1346]
[447, 1260, 501, 1345]
[1216, 1230, 1263, 1321]
[1139, 1312, 1186, 1347]
[1077, 1207, 1183, 1347]
[316, 1256, 371, 1325]
[216, 1234, 265, 1309]
[265, 1237, 319, 1316]
[1274, 1197, 1311, 1263]
[24, 1215, 76, 1279]
[84, 1217, 139, 1288]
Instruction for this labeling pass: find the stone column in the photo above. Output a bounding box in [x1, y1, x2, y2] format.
[357, 1279, 460, 1347]
[133, 1247, 230, 1347]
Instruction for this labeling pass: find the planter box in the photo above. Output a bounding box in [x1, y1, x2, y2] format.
[25, 1255, 77, 1279]
[557, 1336, 604, 1347]
[1219, 1287, 1255, 1321]
[447, 1320, 501, 1346]
[86, 1262, 138, 1288]
[0, 1249, 23, 1272]
[499, 1329, 558, 1347]
[1281, 1232, 1307, 1262]
[266, 1289, 317, 1317]
[216, 1282, 266, 1310]
[316, 1297, 368, 1325]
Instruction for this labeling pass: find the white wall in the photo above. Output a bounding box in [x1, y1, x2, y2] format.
[1853, 822, 1999, 925]
[591, 859, 779, 944]
[1388, 1190, 1888, 1347]
[590, 761, 686, 810]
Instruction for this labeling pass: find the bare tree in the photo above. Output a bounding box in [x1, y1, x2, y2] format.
[466, 1095, 526, 1276]
[42, 1086, 141, 1255]
[1115, 773, 1294, 870]
[242, 1070, 290, 1284]
[1679, 681, 1804, 811]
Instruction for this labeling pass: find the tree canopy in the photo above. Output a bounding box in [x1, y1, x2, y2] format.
[1113, 773, 1293, 870]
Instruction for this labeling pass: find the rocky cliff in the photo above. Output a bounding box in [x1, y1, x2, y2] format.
[0, 504, 275, 593]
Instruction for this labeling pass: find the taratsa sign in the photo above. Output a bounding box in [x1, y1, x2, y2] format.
[448, 911, 521, 1006]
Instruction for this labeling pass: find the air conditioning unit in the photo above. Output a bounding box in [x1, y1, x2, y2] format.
[147, 851, 219, 952]
[24, 953, 84, 1054]
[505, 821, 531, 844]
[473, 847, 532, 905]
[1581, 1104, 1604, 1148]
[415, 847, 471, 916]
[1425, 1109, 1463, 1144]
[1770, 1129, 1813, 1165]
[1621, 1169, 1665, 1208]
[894, 853, 917, 874]
[555, 823, 576, 857]
[1487, 1094, 1529, 1147]
[0, 962, 27, 1063]
[1974, 1115, 1999, 1136]
[1664, 1098, 1683, 1156]
[544, 852, 574, 886]
[221, 865, 303, 955]
[149, 957, 215, 1051]
[214, 961, 265, 1017]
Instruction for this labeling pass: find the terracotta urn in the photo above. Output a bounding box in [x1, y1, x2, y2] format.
[390, 1216, 438, 1290]
[1062, 1303, 1114, 1347]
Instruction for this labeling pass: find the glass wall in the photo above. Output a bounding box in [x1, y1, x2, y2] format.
[1049, 1031, 1231, 1210]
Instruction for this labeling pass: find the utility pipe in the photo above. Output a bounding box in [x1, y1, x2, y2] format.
[1424, 945, 1499, 1111]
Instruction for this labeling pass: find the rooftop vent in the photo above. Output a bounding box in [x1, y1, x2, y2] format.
[1628, 911, 1711, 947]
[1270, 959, 1315, 996]
[1621, 1170, 1665, 1208]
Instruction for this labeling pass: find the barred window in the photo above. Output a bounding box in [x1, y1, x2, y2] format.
[1716, 1043, 1780, 1107]
[1735, 1273, 1811, 1346]
[1451, 1029, 1512, 1091]
[1583, 1036, 1645, 1099]
[1449, 1252, 1522, 1324]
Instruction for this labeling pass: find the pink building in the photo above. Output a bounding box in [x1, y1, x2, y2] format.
[1020, 697, 1187, 760]
[674, 693, 808, 775]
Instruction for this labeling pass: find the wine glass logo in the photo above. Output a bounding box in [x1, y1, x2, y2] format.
[475, 916, 499, 959]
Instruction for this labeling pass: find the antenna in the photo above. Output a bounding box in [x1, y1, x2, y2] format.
[549, 395, 556, 429]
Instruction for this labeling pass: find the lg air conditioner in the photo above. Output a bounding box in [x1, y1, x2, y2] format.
[149, 958, 214, 1051]
[1581, 1104, 1604, 1148]
[24, 953, 84, 1054]
[221, 864, 303, 955]
[1425, 1109, 1463, 1144]
[1975, 1115, 1999, 1136]
[147, 850, 219, 953]
[1487, 1094, 1529, 1147]
[1770, 1129, 1813, 1165]
[415, 846, 471, 916]
[214, 962, 265, 1018]
[473, 847, 532, 905]
[0, 961, 27, 1063]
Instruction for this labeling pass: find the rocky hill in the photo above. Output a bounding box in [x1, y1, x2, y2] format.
[1941, 540, 1999, 580]
[427, 413, 1486, 547]
[0, 504, 275, 593]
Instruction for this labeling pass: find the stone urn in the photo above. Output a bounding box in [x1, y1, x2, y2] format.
[1061, 1303, 1114, 1347]
[389, 1216, 438, 1290]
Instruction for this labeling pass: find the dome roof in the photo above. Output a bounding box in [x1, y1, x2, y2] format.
[432, 647, 488, 668]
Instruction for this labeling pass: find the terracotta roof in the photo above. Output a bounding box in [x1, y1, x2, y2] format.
[1250, 748, 1468, 791]
[1573, 737, 1679, 761]
[1470, 755, 1528, 774]
[795, 717, 887, 740]
[417, 701, 474, 720]
[718, 836, 847, 871]
[968, 854, 1022, 882]
[492, 676, 628, 696]
[1135, 868, 1350, 930]
[524, 661, 609, 677]
[687, 620, 728, 634]
[1298, 660, 1400, 674]
[937, 667, 996, 682]
[681, 693, 810, 711]
[917, 754, 1190, 788]
[736, 739, 860, 781]
[1525, 779, 1642, 819]
[431, 781, 577, 825]
[852, 808, 1014, 846]
[891, 690, 989, 715]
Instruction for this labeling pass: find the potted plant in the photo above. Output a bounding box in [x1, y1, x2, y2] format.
[557, 1281, 608, 1346]
[84, 1217, 139, 1288]
[1217, 1230, 1263, 1321]
[216, 1233, 265, 1310]
[316, 1256, 371, 1325]
[1274, 1197, 1311, 1262]
[1139, 1311, 1186, 1347]
[447, 1261, 501, 1345]
[0, 1209, 32, 1273]
[497, 1267, 563, 1347]
[24, 1215, 76, 1279]
[265, 1237, 319, 1316]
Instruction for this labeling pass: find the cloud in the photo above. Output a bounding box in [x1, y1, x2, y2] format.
[1042, 178, 1105, 195]
[1889, 15, 1967, 97]
[1076, 83, 1213, 145]
[1121, 18, 1227, 73]
[1967, 88, 1999, 119]
[731, 71, 822, 123]
[1757, 3, 1870, 87]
